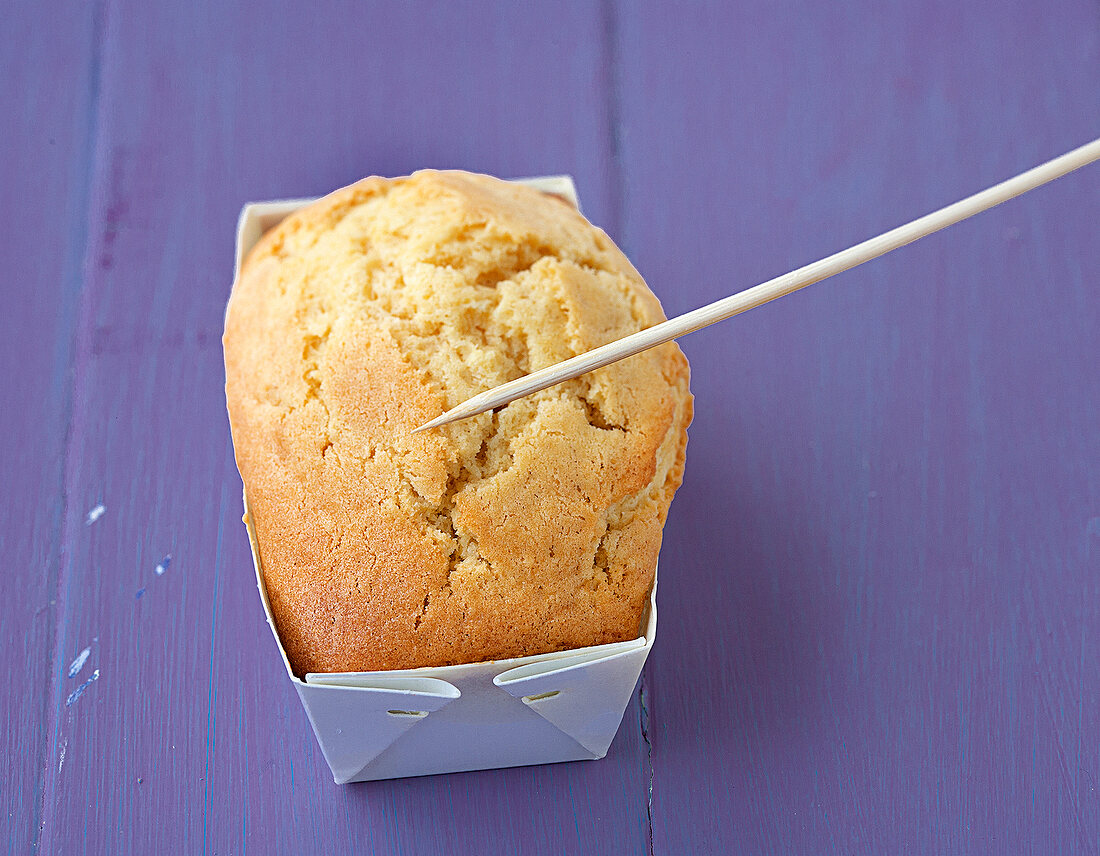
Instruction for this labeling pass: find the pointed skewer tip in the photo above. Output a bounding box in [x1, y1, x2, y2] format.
[410, 411, 456, 434]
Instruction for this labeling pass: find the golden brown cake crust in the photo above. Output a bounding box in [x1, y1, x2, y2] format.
[224, 171, 691, 674]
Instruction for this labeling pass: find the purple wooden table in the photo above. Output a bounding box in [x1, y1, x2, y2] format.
[5, 2, 1098, 853]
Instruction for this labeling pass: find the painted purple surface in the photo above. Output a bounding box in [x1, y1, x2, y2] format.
[2, 1, 1098, 853]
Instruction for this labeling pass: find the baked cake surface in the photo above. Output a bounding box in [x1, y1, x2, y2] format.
[224, 171, 691, 674]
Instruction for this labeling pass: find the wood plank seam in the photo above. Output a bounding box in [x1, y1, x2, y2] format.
[602, 0, 626, 248]
[32, 1, 110, 850]
[604, 1, 659, 853]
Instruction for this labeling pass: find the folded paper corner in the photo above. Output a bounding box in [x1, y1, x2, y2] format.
[493, 641, 651, 758]
[294, 679, 459, 783]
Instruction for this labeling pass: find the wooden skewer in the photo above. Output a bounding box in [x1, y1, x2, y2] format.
[414, 137, 1100, 434]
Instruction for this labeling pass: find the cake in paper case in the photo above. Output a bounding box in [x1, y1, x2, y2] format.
[233, 176, 659, 783]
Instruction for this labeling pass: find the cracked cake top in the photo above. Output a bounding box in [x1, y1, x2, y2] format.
[224, 170, 692, 674]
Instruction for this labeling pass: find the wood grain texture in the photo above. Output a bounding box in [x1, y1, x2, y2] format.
[0, 4, 102, 853]
[616, 0, 1100, 852]
[4, 0, 1098, 853]
[26, 2, 649, 854]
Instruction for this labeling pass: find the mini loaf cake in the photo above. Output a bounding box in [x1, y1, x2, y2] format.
[224, 171, 692, 674]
